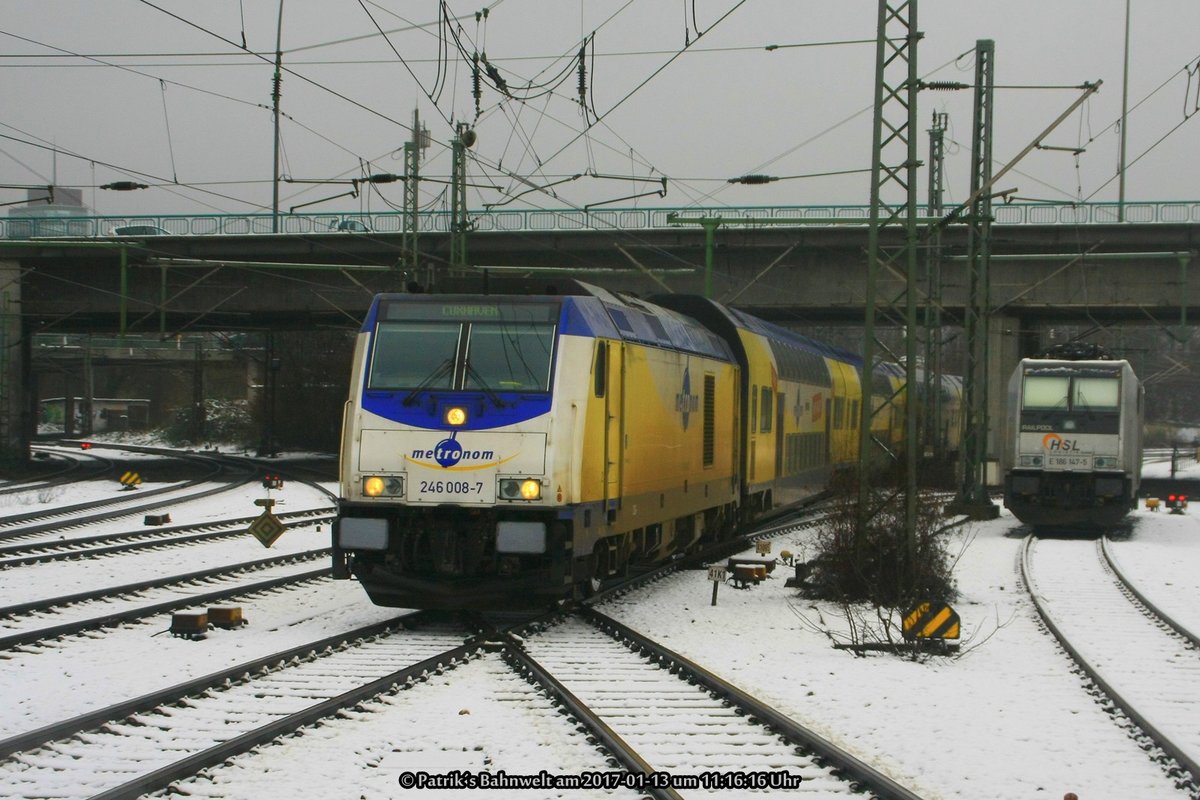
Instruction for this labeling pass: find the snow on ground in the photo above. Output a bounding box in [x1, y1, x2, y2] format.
[3, 448, 1200, 799]
[2, 580, 405, 737]
[601, 505, 1200, 800]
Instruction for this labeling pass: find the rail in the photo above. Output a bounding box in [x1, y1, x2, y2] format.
[5, 200, 1200, 239]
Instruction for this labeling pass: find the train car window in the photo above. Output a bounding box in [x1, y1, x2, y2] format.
[593, 341, 607, 397]
[1022, 376, 1070, 409]
[368, 322, 459, 390]
[761, 388, 773, 433]
[750, 386, 758, 434]
[1073, 377, 1119, 410]
[703, 374, 715, 467]
[464, 322, 556, 392]
[850, 399, 859, 429]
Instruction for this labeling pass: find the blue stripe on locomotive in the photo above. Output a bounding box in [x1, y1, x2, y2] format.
[358, 292, 732, 432]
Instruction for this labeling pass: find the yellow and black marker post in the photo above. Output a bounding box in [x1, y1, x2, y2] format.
[902, 601, 961, 642]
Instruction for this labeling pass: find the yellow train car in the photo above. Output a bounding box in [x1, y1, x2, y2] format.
[650, 297, 863, 517]
[335, 285, 960, 610]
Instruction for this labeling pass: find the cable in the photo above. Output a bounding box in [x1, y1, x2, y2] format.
[159, 80, 178, 183]
[0, 30, 265, 111]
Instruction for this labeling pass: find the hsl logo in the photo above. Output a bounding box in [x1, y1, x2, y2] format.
[1042, 433, 1079, 452]
[675, 368, 700, 430]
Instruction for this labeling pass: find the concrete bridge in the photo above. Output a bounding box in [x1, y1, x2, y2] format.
[2, 203, 1198, 463]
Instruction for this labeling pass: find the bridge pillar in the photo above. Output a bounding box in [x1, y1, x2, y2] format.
[985, 314, 1022, 484]
[0, 260, 28, 469]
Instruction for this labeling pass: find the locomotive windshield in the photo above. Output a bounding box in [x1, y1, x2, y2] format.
[367, 300, 558, 392]
[1022, 374, 1119, 412]
[1073, 377, 1119, 410]
[1022, 376, 1069, 410]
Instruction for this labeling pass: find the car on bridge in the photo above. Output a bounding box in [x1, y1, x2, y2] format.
[110, 225, 170, 236]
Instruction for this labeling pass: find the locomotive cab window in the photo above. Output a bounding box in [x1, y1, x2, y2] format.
[1073, 377, 1119, 410]
[369, 301, 558, 393]
[1022, 376, 1069, 410]
[368, 322, 460, 390]
[464, 322, 555, 392]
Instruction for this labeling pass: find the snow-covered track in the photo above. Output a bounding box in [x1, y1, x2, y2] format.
[1021, 534, 1200, 791]
[1100, 534, 1200, 650]
[0, 618, 475, 800]
[0, 610, 426, 758]
[0, 458, 245, 538]
[506, 609, 921, 799]
[0, 508, 334, 568]
[0, 448, 109, 496]
[0, 551, 329, 650]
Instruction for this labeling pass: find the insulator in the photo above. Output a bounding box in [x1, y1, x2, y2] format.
[923, 80, 968, 91]
[472, 52, 482, 110]
[729, 174, 774, 185]
[577, 43, 587, 105]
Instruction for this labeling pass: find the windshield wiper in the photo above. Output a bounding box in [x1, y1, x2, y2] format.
[464, 361, 507, 408]
[402, 358, 453, 406]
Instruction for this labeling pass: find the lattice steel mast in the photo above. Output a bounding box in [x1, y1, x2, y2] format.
[948, 40, 1000, 519]
[859, 0, 923, 565]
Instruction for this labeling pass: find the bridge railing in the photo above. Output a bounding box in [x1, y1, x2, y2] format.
[5, 201, 1200, 239]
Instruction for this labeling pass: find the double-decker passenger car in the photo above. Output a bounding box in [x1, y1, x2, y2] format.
[333, 284, 960, 609]
[1002, 357, 1143, 529]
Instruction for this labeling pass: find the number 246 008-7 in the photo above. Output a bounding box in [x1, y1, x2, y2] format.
[419, 480, 483, 494]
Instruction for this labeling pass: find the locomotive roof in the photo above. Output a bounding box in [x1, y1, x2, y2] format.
[365, 288, 734, 363]
[565, 285, 734, 361]
[1020, 358, 1134, 377]
[645, 294, 863, 367]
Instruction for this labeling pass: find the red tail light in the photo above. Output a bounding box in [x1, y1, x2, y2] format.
[1169, 495, 1177, 502]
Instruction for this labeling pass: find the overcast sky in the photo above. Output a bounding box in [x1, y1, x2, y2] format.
[3, 1, 1198, 220]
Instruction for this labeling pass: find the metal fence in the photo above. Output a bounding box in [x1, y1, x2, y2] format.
[5, 201, 1200, 239]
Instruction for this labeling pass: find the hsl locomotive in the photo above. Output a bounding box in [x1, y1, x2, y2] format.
[1001, 353, 1143, 530]
[331, 284, 955, 609]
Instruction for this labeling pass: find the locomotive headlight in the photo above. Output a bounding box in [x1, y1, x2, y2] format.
[362, 476, 404, 497]
[444, 406, 468, 426]
[499, 478, 541, 501]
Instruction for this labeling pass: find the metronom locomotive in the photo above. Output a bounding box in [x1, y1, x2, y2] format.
[1001, 353, 1143, 530]
[332, 284, 956, 609]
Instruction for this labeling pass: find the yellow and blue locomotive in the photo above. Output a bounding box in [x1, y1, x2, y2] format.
[333, 285, 938, 609]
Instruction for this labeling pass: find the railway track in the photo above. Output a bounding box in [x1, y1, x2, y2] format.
[507, 608, 921, 799]
[1021, 533, 1200, 794]
[0, 447, 110, 496]
[0, 475, 923, 798]
[0, 508, 333, 567]
[1, 606, 920, 800]
[0, 550, 330, 650]
[0, 616, 473, 800]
